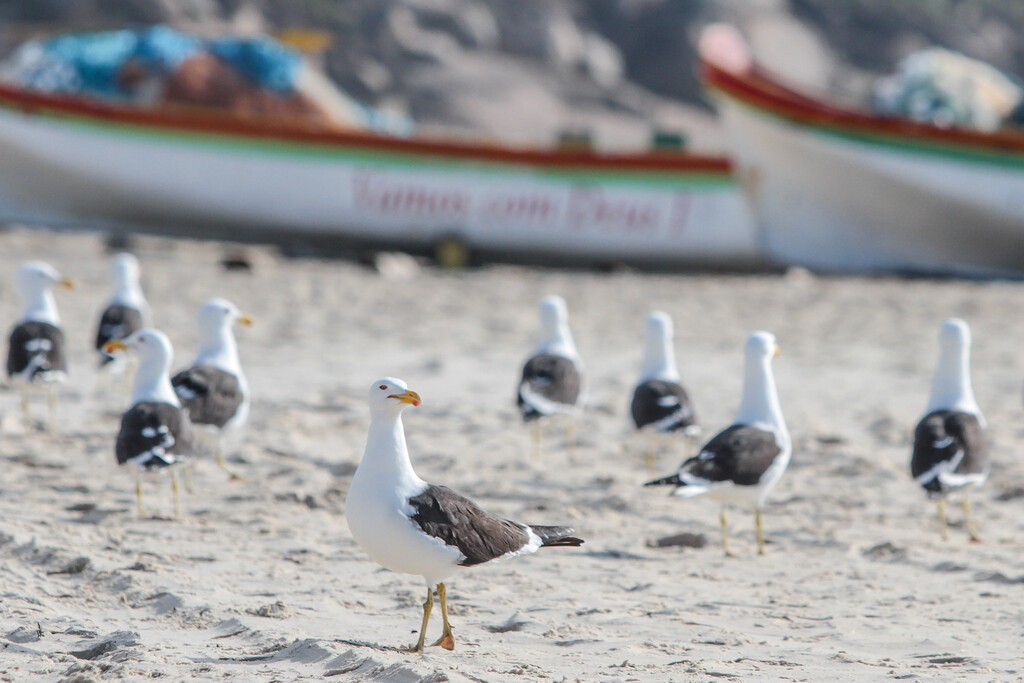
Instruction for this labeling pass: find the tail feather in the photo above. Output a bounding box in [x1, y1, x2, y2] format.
[23, 352, 50, 381]
[644, 473, 682, 487]
[531, 525, 584, 547]
[921, 476, 944, 497]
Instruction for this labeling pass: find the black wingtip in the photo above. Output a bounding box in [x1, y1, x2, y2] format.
[643, 473, 682, 487]
[543, 536, 584, 547]
[921, 477, 944, 497]
[533, 525, 584, 547]
[517, 399, 543, 422]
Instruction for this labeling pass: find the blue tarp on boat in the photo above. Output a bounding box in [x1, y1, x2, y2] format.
[7, 25, 301, 98]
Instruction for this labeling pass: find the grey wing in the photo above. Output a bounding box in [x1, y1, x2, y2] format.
[172, 366, 243, 427]
[682, 425, 781, 486]
[96, 305, 144, 350]
[7, 321, 66, 379]
[408, 485, 533, 566]
[115, 402, 193, 470]
[631, 379, 696, 432]
[517, 354, 581, 420]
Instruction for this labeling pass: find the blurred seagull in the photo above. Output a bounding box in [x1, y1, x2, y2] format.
[172, 298, 252, 480]
[911, 318, 988, 541]
[6, 261, 74, 432]
[645, 332, 790, 556]
[347, 377, 583, 652]
[105, 329, 194, 517]
[516, 295, 584, 459]
[95, 253, 150, 389]
[630, 311, 699, 469]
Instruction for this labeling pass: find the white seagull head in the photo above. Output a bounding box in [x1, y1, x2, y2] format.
[15, 260, 73, 299]
[104, 328, 173, 366]
[198, 297, 253, 335]
[104, 328, 179, 406]
[733, 329, 787, 440]
[927, 317, 981, 419]
[369, 377, 422, 415]
[538, 295, 568, 335]
[938, 317, 970, 358]
[645, 311, 673, 341]
[640, 311, 679, 382]
[745, 330, 780, 362]
[534, 294, 580, 362]
[111, 252, 141, 287]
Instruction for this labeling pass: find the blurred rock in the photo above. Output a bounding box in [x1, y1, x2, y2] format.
[351, 57, 393, 97]
[492, 0, 584, 69]
[647, 532, 707, 549]
[1, 0, 1022, 150]
[581, 32, 624, 90]
[450, 2, 500, 49]
[374, 251, 421, 280]
[386, 5, 462, 64]
[747, 13, 834, 89]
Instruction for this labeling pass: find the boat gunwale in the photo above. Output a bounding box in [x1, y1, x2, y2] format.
[701, 60, 1024, 160]
[0, 81, 733, 176]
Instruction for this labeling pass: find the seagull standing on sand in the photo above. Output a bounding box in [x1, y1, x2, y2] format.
[95, 253, 151, 383]
[645, 331, 790, 556]
[911, 318, 988, 541]
[6, 261, 74, 432]
[346, 378, 583, 653]
[630, 311, 699, 468]
[516, 295, 584, 458]
[171, 298, 252, 479]
[104, 329, 194, 517]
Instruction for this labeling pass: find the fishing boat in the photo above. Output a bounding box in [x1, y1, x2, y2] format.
[699, 24, 1024, 277]
[0, 79, 760, 268]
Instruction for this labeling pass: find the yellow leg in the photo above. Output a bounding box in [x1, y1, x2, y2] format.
[530, 424, 542, 462]
[123, 355, 139, 395]
[96, 363, 109, 394]
[431, 583, 455, 650]
[937, 498, 949, 541]
[47, 385, 57, 434]
[564, 418, 577, 462]
[962, 493, 982, 543]
[184, 462, 195, 494]
[644, 448, 656, 472]
[684, 432, 698, 460]
[755, 508, 766, 556]
[172, 469, 182, 519]
[135, 472, 145, 516]
[411, 586, 433, 653]
[215, 447, 243, 480]
[720, 507, 735, 557]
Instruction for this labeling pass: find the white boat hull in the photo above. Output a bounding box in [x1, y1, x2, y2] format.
[721, 102, 1024, 276]
[699, 22, 1024, 277]
[0, 96, 760, 268]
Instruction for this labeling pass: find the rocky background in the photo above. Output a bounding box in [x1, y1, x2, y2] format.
[1, 0, 1021, 148]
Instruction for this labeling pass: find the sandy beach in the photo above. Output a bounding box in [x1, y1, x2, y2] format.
[2, 226, 1023, 682]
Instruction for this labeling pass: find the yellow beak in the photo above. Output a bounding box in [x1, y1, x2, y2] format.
[102, 339, 129, 354]
[388, 390, 422, 407]
[237, 312, 254, 327]
[59, 277, 75, 290]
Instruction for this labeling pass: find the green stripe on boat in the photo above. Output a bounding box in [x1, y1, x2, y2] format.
[6, 102, 736, 188]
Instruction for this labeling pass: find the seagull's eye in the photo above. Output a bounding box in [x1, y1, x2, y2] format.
[379, 384, 388, 390]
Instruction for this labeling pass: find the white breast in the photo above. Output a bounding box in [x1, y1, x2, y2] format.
[346, 470, 463, 585]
